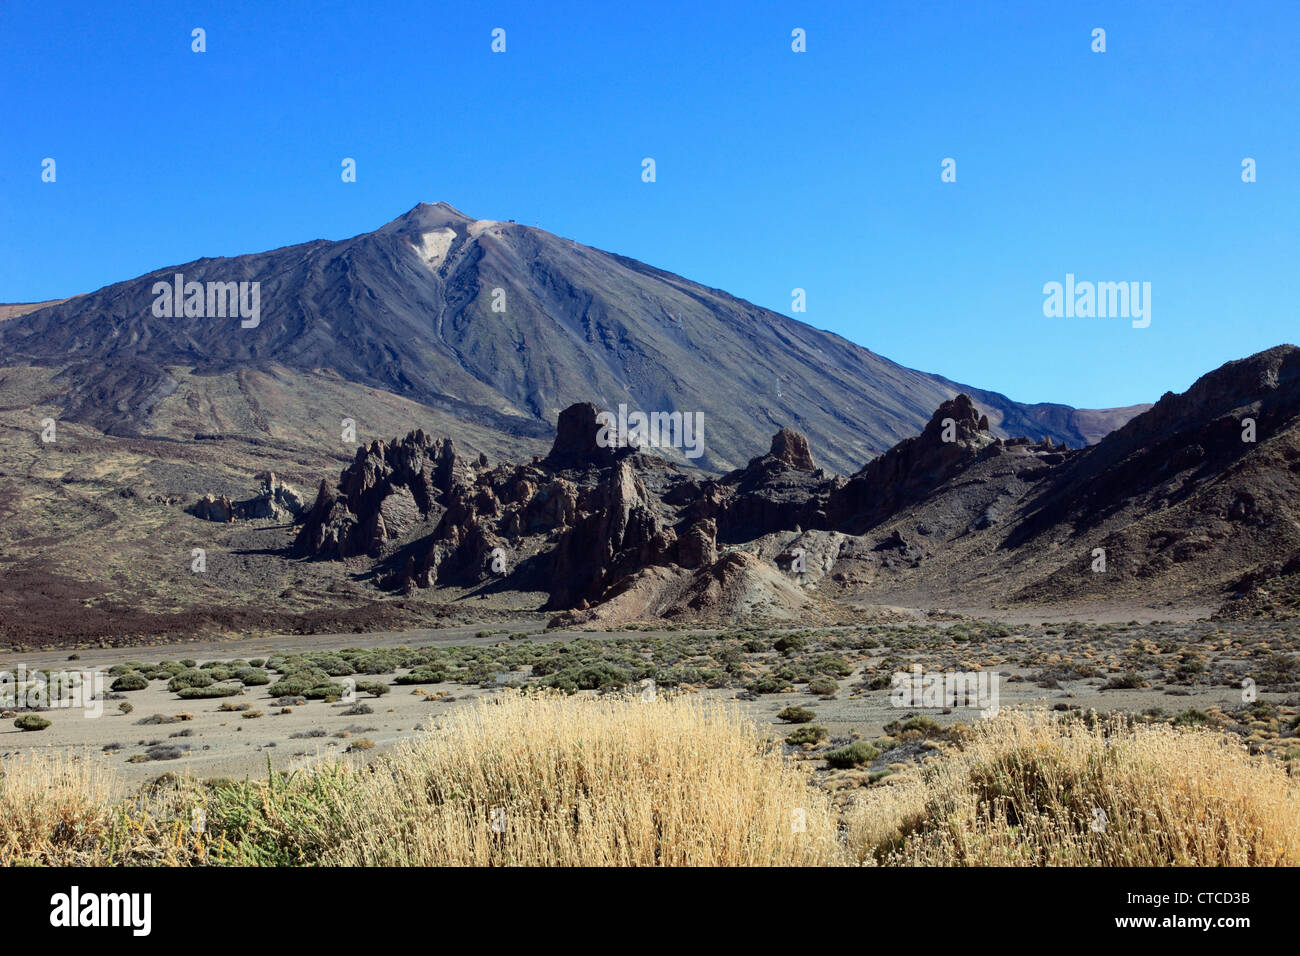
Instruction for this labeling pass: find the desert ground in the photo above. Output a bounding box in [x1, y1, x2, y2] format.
[5, 614, 1294, 792]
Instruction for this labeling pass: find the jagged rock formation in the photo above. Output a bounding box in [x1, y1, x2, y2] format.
[294, 431, 474, 559]
[543, 402, 621, 470]
[768, 428, 818, 471]
[290, 392, 1071, 617]
[827, 394, 1002, 533]
[545, 461, 673, 609]
[285, 346, 1300, 621]
[190, 472, 305, 523]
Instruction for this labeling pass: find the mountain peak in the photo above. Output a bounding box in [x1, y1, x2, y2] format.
[0, 204, 1144, 471]
[387, 201, 475, 231]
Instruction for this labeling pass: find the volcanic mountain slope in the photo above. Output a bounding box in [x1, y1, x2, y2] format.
[287, 345, 1300, 624]
[0, 202, 1142, 474]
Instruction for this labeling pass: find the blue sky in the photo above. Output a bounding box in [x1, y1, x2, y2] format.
[1, 0, 1296, 408]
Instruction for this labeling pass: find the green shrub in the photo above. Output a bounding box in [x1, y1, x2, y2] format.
[773, 634, 806, 654]
[301, 683, 347, 700]
[807, 677, 838, 696]
[543, 663, 631, 693]
[271, 666, 335, 696]
[777, 705, 815, 724]
[177, 682, 242, 699]
[233, 667, 271, 686]
[314, 655, 356, 677]
[168, 668, 213, 692]
[813, 655, 852, 677]
[1103, 671, 1148, 690]
[746, 676, 792, 695]
[393, 667, 448, 686]
[883, 715, 942, 739]
[14, 714, 51, 731]
[785, 725, 829, 746]
[824, 740, 880, 768]
[356, 680, 390, 698]
[570, 663, 629, 690]
[1174, 708, 1213, 728]
[110, 672, 149, 692]
[866, 672, 893, 691]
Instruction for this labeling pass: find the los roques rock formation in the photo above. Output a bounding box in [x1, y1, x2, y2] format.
[288, 345, 1300, 627]
[0, 203, 1294, 640]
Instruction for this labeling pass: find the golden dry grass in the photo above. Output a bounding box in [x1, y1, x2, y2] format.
[846, 710, 1300, 866]
[0, 749, 118, 864]
[4, 700, 1298, 867]
[326, 692, 843, 865]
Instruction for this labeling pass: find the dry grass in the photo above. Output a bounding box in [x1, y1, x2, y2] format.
[327, 692, 843, 866]
[5, 700, 1298, 867]
[0, 750, 118, 864]
[846, 710, 1300, 866]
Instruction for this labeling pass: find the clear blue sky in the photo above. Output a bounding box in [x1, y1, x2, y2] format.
[1, 0, 1295, 408]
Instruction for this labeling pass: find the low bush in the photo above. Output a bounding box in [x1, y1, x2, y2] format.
[110, 672, 149, 692]
[807, 677, 838, 696]
[824, 741, 880, 768]
[167, 669, 213, 693]
[777, 705, 815, 724]
[177, 683, 242, 700]
[785, 725, 829, 746]
[393, 667, 448, 686]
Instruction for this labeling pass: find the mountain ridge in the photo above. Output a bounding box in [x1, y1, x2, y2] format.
[0, 202, 1145, 473]
[279, 343, 1300, 626]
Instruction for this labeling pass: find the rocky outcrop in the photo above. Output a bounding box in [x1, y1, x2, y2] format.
[191, 494, 235, 522]
[545, 460, 672, 609]
[189, 472, 305, 523]
[768, 428, 817, 471]
[674, 518, 718, 569]
[294, 430, 472, 558]
[544, 402, 620, 470]
[1004, 345, 1300, 549]
[714, 427, 830, 542]
[827, 394, 998, 533]
[286, 348, 1300, 620]
[380, 407, 619, 589]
